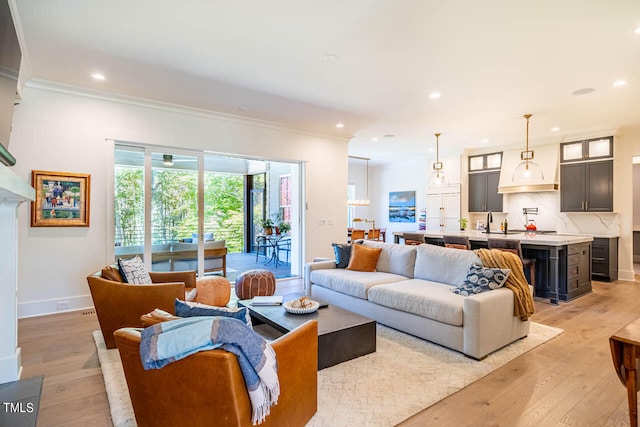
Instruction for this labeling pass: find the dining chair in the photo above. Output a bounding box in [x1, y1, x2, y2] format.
[367, 229, 381, 241]
[350, 229, 365, 242]
[443, 235, 471, 250]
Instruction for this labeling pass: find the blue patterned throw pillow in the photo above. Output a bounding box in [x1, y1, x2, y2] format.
[174, 299, 252, 326]
[332, 243, 352, 268]
[117, 255, 152, 284]
[451, 264, 511, 296]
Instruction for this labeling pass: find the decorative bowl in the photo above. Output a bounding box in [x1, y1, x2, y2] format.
[283, 300, 320, 314]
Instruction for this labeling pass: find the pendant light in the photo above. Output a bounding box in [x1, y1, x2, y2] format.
[347, 156, 370, 206]
[512, 114, 543, 182]
[431, 133, 446, 186]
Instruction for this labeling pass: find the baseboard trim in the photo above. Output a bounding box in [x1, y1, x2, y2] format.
[618, 269, 636, 282]
[18, 295, 94, 318]
[0, 348, 21, 384]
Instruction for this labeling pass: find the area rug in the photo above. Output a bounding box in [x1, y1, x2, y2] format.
[94, 322, 562, 427]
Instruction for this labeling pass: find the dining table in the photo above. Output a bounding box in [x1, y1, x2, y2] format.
[257, 233, 290, 267]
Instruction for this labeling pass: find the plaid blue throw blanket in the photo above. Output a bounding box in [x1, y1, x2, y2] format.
[140, 316, 279, 424]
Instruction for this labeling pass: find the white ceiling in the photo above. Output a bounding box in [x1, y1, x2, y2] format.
[11, 0, 640, 163]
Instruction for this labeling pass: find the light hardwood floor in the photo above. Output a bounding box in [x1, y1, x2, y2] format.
[19, 278, 639, 426]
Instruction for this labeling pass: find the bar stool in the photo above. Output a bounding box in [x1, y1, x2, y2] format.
[443, 235, 471, 250]
[487, 238, 536, 289]
[402, 232, 425, 246]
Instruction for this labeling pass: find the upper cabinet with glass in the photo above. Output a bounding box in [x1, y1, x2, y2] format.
[468, 152, 502, 171]
[560, 136, 613, 163]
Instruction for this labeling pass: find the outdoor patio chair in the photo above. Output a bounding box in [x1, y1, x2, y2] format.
[255, 235, 271, 262]
[277, 237, 291, 266]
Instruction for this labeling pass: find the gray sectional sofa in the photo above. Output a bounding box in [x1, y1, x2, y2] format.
[304, 240, 531, 359]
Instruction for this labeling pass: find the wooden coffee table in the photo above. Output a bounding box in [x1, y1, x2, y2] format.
[239, 295, 376, 370]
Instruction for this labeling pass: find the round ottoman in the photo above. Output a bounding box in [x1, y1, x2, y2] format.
[195, 276, 231, 307]
[235, 269, 276, 300]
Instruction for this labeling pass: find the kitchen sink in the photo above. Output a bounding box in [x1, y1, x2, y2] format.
[481, 230, 522, 235]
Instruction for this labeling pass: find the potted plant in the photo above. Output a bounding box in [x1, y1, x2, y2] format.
[459, 218, 468, 231]
[278, 221, 291, 235]
[260, 218, 274, 235]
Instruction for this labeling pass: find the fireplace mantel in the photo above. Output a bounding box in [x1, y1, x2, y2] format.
[0, 163, 34, 202]
[0, 163, 34, 384]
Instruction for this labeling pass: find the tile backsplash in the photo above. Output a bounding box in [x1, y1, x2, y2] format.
[468, 191, 620, 237]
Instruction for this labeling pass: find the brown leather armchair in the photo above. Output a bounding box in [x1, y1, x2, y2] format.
[114, 320, 318, 427]
[87, 267, 196, 349]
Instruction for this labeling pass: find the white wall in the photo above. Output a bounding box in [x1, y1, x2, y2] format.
[634, 163, 640, 227]
[350, 153, 462, 242]
[615, 127, 640, 279]
[10, 84, 348, 317]
[368, 157, 429, 240]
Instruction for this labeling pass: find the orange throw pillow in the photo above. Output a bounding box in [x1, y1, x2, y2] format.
[346, 244, 382, 272]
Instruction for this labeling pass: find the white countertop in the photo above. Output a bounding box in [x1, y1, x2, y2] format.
[414, 230, 593, 246]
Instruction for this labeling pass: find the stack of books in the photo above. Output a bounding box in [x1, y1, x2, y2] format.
[250, 295, 283, 306]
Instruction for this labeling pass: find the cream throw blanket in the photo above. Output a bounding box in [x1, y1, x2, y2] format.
[476, 249, 535, 320]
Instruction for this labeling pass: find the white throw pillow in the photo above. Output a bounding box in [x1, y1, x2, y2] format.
[117, 255, 152, 284]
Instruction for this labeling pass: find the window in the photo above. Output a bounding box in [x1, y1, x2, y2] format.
[279, 175, 291, 222]
[114, 148, 144, 247]
[347, 183, 355, 226]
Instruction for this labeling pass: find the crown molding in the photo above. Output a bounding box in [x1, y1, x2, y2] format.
[23, 79, 352, 143]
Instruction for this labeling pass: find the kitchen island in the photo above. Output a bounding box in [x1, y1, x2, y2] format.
[393, 230, 593, 304]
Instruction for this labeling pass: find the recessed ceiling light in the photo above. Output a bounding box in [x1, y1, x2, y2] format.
[481, 139, 489, 143]
[91, 73, 106, 81]
[371, 137, 379, 142]
[238, 106, 249, 112]
[336, 123, 344, 128]
[429, 91, 441, 99]
[551, 127, 560, 132]
[323, 54, 338, 61]
[572, 88, 595, 96]
[635, 27, 640, 34]
[612, 80, 627, 87]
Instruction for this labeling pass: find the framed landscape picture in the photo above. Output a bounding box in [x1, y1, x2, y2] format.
[389, 191, 416, 222]
[31, 170, 91, 227]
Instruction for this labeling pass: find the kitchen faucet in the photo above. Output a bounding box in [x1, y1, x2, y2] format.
[486, 211, 493, 233]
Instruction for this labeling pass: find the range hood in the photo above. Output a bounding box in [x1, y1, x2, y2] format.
[498, 144, 559, 194]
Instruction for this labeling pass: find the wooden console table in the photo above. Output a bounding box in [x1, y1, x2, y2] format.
[610, 317, 640, 427]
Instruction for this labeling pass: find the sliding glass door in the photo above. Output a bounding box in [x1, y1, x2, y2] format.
[150, 152, 198, 272]
[113, 144, 302, 279]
